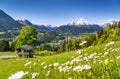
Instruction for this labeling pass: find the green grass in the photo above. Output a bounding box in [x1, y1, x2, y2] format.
[1, 41, 120, 79]
[0, 52, 17, 56]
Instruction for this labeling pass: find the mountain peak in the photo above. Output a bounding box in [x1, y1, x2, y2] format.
[22, 19, 29, 21]
[68, 18, 89, 26]
[101, 19, 120, 27]
[68, 20, 76, 25]
[76, 18, 88, 25]
[17, 19, 33, 26]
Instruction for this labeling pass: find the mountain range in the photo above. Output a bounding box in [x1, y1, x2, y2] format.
[16, 19, 55, 31]
[56, 21, 102, 34]
[0, 9, 119, 34]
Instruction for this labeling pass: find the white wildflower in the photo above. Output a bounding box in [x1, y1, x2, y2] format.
[43, 66, 47, 69]
[62, 66, 70, 72]
[93, 60, 96, 64]
[104, 52, 108, 55]
[88, 46, 92, 48]
[98, 60, 103, 64]
[32, 72, 38, 79]
[24, 61, 32, 66]
[53, 63, 59, 67]
[105, 41, 115, 47]
[73, 66, 82, 72]
[84, 65, 91, 70]
[88, 53, 95, 59]
[94, 56, 100, 59]
[79, 41, 87, 46]
[104, 48, 107, 50]
[98, 53, 102, 56]
[49, 64, 52, 67]
[116, 56, 120, 59]
[83, 57, 88, 61]
[26, 60, 29, 62]
[111, 48, 120, 52]
[33, 62, 36, 66]
[65, 61, 70, 65]
[8, 71, 28, 79]
[46, 70, 50, 76]
[58, 66, 63, 72]
[101, 56, 105, 58]
[76, 50, 82, 54]
[41, 62, 46, 65]
[110, 60, 113, 62]
[24, 71, 29, 75]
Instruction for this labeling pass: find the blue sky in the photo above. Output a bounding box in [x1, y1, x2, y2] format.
[0, 0, 120, 26]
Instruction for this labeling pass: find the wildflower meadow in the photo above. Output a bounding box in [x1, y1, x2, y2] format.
[1, 41, 120, 79]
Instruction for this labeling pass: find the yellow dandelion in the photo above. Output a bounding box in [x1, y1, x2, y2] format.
[104, 59, 109, 65]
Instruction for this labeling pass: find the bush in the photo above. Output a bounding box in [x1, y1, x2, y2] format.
[34, 50, 55, 56]
[0, 39, 9, 52]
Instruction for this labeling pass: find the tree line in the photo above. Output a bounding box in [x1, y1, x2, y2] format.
[0, 21, 120, 55]
[35, 21, 120, 54]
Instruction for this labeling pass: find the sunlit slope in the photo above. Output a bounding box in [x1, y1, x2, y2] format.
[1, 41, 120, 79]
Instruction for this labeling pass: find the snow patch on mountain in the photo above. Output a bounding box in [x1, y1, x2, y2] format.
[101, 19, 120, 27]
[76, 18, 89, 25]
[68, 18, 89, 26]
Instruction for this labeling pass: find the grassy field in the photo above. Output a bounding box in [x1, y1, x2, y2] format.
[1, 41, 120, 79]
[0, 52, 17, 56]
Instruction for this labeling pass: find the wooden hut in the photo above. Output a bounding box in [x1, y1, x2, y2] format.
[16, 45, 33, 58]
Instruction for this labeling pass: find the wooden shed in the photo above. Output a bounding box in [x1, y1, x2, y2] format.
[16, 45, 33, 58]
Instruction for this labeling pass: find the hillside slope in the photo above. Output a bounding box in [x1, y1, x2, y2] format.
[0, 9, 22, 32]
[1, 41, 120, 79]
[55, 24, 102, 35]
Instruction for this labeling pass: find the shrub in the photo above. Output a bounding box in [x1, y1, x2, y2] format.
[34, 50, 55, 56]
[0, 39, 9, 52]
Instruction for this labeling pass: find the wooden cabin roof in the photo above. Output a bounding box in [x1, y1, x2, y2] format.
[17, 45, 33, 50]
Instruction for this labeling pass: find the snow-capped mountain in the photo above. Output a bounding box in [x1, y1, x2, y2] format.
[101, 19, 120, 27]
[68, 18, 89, 26]
[56, 18, 103, 34]
[76, 18, 89, 25]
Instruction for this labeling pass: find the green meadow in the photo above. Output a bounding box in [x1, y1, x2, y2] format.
[0, 52, 17, 56]
[1, 41, 120, 79]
